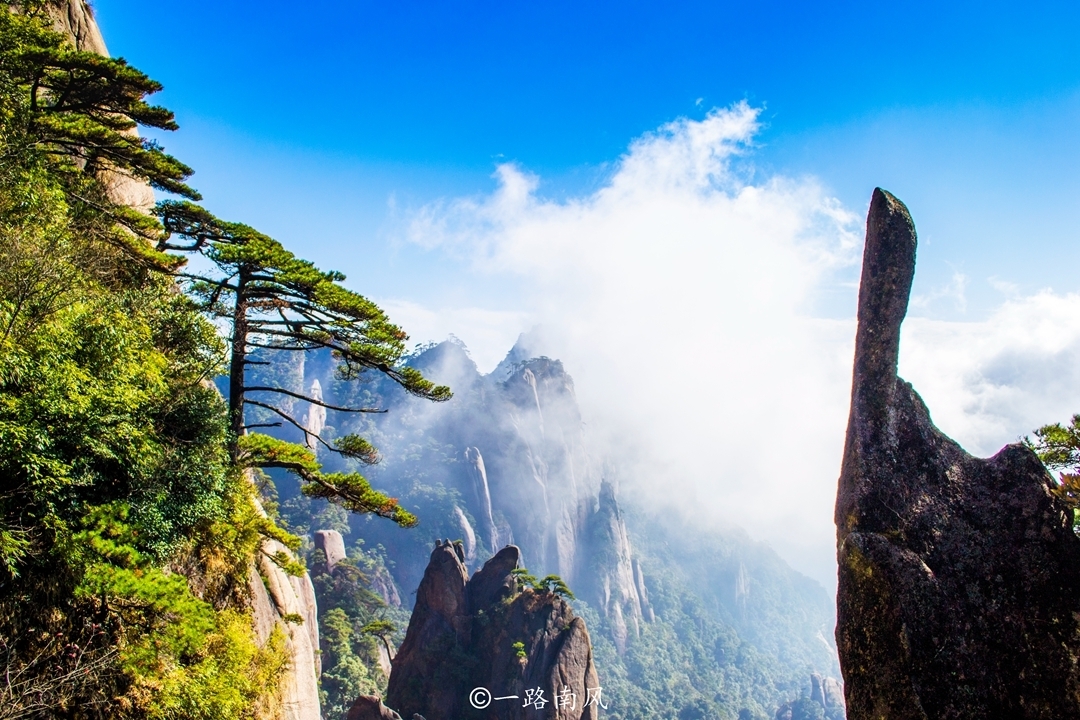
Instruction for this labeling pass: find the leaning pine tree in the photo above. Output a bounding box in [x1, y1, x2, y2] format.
[155, 201, 451, 528]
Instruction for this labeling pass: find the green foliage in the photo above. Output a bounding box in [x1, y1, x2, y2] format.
[237, 433, 417, 528]
[508, 567, 575, 599]
[360, 619, 397, 640]
[512, 641, 527, 660]
[537, 574, 575, 598]
[151, 186, 453, 531]
[306, 540, 408, 720]
[0, 1, 195, 271]
[1027, 414, 1080, 528]
[510, 566, 539, 589]
[0, 6, 300, 716]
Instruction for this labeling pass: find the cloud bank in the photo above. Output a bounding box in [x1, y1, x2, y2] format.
[397, 102, 1080, 590]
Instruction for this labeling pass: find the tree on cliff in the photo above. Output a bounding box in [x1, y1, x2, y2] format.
[1028, 414, 1080, 528]
[0, 1, 197, 270]
[154, 200, 452, 527]
[0, 3, 452, 715]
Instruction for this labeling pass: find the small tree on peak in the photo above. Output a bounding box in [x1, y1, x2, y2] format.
[156, 200, 451, 527]
[536, 574, 575, 599]
[360, 619, 397, 658]
[1027, 414, 1080, 529]
[509, 568, 575, 599]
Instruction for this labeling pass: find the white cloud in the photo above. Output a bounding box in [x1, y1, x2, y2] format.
[901, 290, 1080, 457]
[910, 270, 968, 313]
[400, 101, 1080, 591]
[377, 298, 529, 372]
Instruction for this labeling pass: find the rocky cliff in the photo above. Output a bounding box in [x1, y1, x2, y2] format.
[774, 673, 845, 720]
[249, 530, 322, 720]
[835, 188, 1080, 718]
[301, 338, 653, 650]
[577, 481, 652, 653]
[44, 8, 324, 717]
[384, 541, 600, 720]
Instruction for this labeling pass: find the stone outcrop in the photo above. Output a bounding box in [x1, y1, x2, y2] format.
[835, 189, 1080, 718]
[810, 673, 844, 715]
[314, 529, 348, 571]
[385, 542, 600, 720]
[347, 695, 404, 720]
[578, 481, 652, 653]
[466, 447, 502, 554]
[302, 379, 327, 450]
[455, 506, 478, 562]
[249, 532, 322, 720]
[370, 564, 402, 608]
[47, 0, 107, 54]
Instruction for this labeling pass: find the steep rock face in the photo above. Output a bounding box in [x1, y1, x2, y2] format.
[774, 673, 845, 720]
[385, 343, 650, 638]
[386, 543, 600, 720]
[835, 189, 1080, 718]
[489, 357, 593, 583]
[577, 481, 651, 652]
[386, 540, 470, 719]
[466, 446, 502, 554]
[810, 674, 844, 715]
[370, 565, 402, 608]
[254, 535, 322, 720]
[47, 0, 107, 54]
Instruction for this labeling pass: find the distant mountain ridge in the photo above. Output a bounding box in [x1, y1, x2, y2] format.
[266, 336, 842, 719]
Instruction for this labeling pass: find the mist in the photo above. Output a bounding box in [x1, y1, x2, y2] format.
[386, 102, 1080, 590]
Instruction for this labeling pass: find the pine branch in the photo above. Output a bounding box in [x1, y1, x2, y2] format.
[244, 386, 386, 414]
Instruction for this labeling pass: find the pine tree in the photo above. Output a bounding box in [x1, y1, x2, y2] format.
[0, 2, 197, 270]
[156, 200, 451, 526]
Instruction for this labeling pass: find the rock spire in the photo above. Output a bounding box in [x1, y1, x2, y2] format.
[835, 188, 1080, 718]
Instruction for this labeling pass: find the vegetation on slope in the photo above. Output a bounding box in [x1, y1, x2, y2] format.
[0, 3, 443, 716]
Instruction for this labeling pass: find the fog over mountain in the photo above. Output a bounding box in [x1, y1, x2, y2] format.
[384, 103, 1080, 591]
[268, 336, 842, 718]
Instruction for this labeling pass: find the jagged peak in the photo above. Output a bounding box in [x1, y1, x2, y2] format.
[405, 338, 480, 388]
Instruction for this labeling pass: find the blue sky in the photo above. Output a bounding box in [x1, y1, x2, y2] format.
[93, 1, 1080, 586]
[94, 0, 1080, 318]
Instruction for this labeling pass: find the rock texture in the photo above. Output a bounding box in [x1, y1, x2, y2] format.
[253, 533, 322, 720]
[314, 529, 347, 571]
[577, 481, 651, 653]
[302, 379, 327, 450]
[835, 188, 1080, 718]
[385, 542, 600, 720]
[246, 495, 321, 719]
[347, 695, 404, 720]
[810, 673, 844, 715]
[47, 0, 107, 54]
